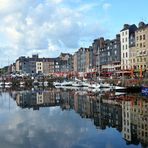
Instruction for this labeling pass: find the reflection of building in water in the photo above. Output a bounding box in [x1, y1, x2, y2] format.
[60, 91, 74, 110]
[93, 95, 122, 132]
[61, 91, 122, 131]
[93, 96, 102, 128]
[37, 92, 44, 104]
[61, 90, 95, 118]
[12, 89, 148, 147]
[122, 96, 148, 147]
[15, 89, 60, 110]
[16, 91, 37, 109]
[76, 93, 94, 118]
[122, 98, 132, 142]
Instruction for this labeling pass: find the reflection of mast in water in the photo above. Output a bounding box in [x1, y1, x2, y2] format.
[9, 93, 10, 112]
[140, 98, 142, 111]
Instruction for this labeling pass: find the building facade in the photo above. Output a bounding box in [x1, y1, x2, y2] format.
[99, 34, 121, 76]
[59, 53, 73, 72]
[135, 22, 148, 72]
[120, 24, 137, 70]
[73, 52, 78, 72]
[36, 62, 43, 74]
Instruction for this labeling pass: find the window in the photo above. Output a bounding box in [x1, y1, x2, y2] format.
[123, 45, 124, 50]
[126, 44, 128, 49]
[143, 42, 145, 47]
[122, 38, 124, 43]
[140, 43, 142, 48]
[143, 34, 145, 40]
[126, 52, 128, 57]
[123, 53, 124, 58]
[140, 35, 142, 40]
[115, 50, 117, 55]
[122, 32, 124, 36]
[137, 36, 138, 41]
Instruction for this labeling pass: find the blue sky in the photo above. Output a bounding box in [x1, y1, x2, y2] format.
[0, 0, 148, 67]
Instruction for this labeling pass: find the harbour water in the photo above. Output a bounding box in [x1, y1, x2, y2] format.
[0, 88, 147, 148]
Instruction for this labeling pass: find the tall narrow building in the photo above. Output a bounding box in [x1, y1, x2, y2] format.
[135, 22, 148, 72]
[120, 24, 137, 70]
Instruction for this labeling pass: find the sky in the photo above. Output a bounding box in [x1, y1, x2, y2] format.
[0, 0, 148, 67]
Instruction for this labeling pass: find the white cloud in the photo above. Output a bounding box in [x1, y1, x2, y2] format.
[45, 0, 64, 4]
[0, 0, 109, 66]
[78, 3, 99, 12]
[102, 3, 111, 11]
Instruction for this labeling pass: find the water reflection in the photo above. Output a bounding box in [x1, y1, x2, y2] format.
[0, 88, 148, 148]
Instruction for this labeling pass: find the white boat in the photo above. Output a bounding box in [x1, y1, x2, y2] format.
[61, 81, 73, 86]
[5, 82, 12, 88]
[100, 83, 110, 88]
[20, 81, 25, 85]
[5, 85, 12, 88]
[113, 86, 127, 91]
[100, 88, 111, 92]
[44, 81, 48, 87]
[5, 82, 12, 85]
[87, 87, 100, 93]
[53, 82, 61, 86]
[55, 85, 62, 89]
[55, 85, 80, 91]
[33, 80, 39, 86]
[72, 81, 83, 87]
[88, 83, 100, 89]
[81, 81, 90, 87]
[75, 78, 82, 82]
[115, 92, 126, 96]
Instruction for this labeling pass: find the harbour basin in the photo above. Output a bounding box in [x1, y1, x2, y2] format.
[0, 88, 147, 148]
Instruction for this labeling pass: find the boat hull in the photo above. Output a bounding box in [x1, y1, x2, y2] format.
[113, 86, 127, 92]
[141, 86, 148, 96]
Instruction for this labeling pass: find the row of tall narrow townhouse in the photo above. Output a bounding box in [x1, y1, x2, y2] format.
[14, 53, 73, 75]
[73, 34, 121, 77]
[120, 22, 148, 76]
[7, 21, 148, 76]
[73, 21, 148, 77]
[130, 22, 148, 72]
